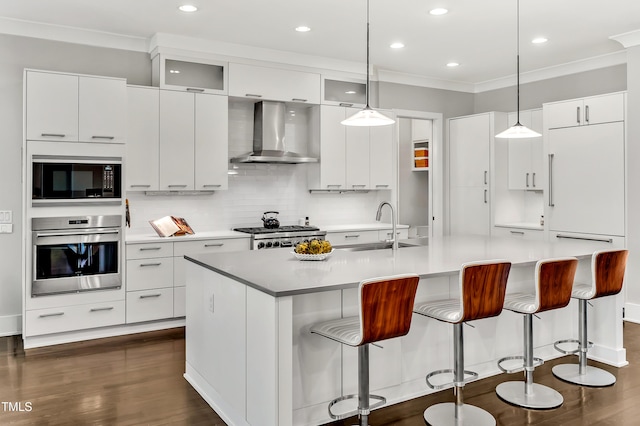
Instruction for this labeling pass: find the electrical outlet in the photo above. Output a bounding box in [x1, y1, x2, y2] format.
[209, 294, 214, 313]
[0, 224, 13, 233]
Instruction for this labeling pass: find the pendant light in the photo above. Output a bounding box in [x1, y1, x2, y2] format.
[341, 0, 395, 127]
[495, 0, 541, 138]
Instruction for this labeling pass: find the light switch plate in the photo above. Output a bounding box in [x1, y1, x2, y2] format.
[0, 224, 13, 233]
[0, 211, 12, 223]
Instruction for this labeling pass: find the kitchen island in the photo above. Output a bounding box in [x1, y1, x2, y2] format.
[184, 235, 626, 426]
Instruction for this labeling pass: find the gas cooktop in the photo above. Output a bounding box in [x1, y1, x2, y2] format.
[233, 225, 319, 235]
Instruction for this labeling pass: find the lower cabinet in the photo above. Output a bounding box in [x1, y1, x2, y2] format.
[491, 226, 543, 241]
[25, 301, 125, 337]
[327, 228, 409, 247]
[125, 237, 250, 323]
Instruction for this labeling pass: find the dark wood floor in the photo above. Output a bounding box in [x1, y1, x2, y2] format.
[1, 323, 639, 425]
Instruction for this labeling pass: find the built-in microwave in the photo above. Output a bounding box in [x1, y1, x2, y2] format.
[32, 155, 122, 205]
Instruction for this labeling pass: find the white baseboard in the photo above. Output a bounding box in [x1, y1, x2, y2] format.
[624, 302, 640, 324]
[0, 314, 22, 337]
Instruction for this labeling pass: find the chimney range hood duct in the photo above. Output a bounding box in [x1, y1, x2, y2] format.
[230, 101, 317, 164]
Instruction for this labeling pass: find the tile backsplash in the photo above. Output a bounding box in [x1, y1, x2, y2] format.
[126, 164, 391, 234]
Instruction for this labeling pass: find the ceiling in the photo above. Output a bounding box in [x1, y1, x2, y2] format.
[2, 0, 640, 88]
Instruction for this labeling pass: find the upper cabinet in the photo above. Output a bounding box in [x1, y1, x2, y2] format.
[545, 92, 624, 130]
[321, 77, 366, 107]
[308, 105, 394, 191]
[126, 86, 160, 191]
[26, 70, 126, 143]
[152, 54, 228, 95]
[507, 109, 543, 190]
[228, 63, 320, 104]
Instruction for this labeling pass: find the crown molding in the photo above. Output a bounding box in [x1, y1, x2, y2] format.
[0, 17, 148, 52]
[610, 30, 640, 48]
[376, 69, 476, 93]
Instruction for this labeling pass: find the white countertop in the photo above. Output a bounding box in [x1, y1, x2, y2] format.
[125, 223, 406, 243]
[185, 235, 611, 297]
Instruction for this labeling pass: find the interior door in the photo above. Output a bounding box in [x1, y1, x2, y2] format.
[548, 122, 624, 236]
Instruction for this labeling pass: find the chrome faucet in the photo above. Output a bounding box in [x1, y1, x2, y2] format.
[376, 201, 398, 251]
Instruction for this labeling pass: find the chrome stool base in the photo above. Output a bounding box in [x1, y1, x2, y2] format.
[552, 364, 616, 387]
[424, 402, 496, 426]
[496, 381, 563, 409]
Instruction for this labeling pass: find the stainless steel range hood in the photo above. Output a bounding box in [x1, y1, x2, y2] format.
[230, 101, 317, 164]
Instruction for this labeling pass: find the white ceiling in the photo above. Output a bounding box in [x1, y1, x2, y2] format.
[2, 0, 640, 88]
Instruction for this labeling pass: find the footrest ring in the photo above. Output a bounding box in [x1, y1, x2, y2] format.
[554, 338, 593, 355]
[327, 393, 386, 420]
[497, 355, 544, 374]
[425, 368, 479, 390]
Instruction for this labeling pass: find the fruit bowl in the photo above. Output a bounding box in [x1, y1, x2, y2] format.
[292, 249, 333, 261]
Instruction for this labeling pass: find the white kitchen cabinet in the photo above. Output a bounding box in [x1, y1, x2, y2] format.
[327, 230, 379, 247]
[25, 301, 125, 337]
[507, 109, 543, 190]
[545, 92, 624, 130]
[546, 121, 625, 236]
[126, 257, 174, 292]
[25, 70, 126, 143]
[152, 53, 227, 95]
[309, 105, 394, 190]
[79, 76, 126, 143]
[321, 77, 366, 107]
[194, 94, 229, 190]
[491, 226, 543, 241]
[449, 112, 506, 236]
[26, 70, 78, 142]
[378, 228, 409, 241]
[126, 86, 160, 191]
[159, 90, 228, 191]
[229, 63, 320, 104]
[126, 288, 174, 324]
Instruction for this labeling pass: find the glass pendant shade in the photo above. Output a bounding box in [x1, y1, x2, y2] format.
[341, 106, 395, 126]
[495, 122, 541, 138]
[342, 0, 395, 127]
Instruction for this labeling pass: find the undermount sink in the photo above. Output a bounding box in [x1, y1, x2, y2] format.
[337, 238, 428, 252]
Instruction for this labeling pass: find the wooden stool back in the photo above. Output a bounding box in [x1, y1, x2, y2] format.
[536, 257, 578, 313]
[460, 260, 511, 322]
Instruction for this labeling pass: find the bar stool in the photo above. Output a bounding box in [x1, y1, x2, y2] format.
[310, 273, 420, 426]
[413, 260, 511, 426]
[552, 249, 629, 387]
[495, 257, 578, 409]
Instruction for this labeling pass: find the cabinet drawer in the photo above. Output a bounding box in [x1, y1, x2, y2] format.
[327, 230, 379, 247]
[549, 231, 625, 248]
[126, 242, 173, 259]
[126, 288, 174, 323]
[25, 301, 125, 337]
[174, 286, 185, 318]
[126, 258, 174, 291]
[492, 227, 543, 241]
[173, 238, 250, 256]
[378, 228, 409, 241]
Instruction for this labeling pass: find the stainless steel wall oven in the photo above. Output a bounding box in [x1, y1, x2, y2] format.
[32, 215, 122, 297]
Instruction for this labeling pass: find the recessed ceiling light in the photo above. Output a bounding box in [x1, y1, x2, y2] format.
[295, 26, 311, 32]
[178, 5, 198, 12]
[390, 42, 405, 49]
[447, 62, 459, 67]
[345, 90, 357, 94]
[532, 37, 548, 44]
[430, 8, 448, 16]
[169, 69, 180, 74]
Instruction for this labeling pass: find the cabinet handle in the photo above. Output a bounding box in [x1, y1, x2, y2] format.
[352, 184, 367, 188]
[140, 294, 162, 299]
[484, 171, 488, 185]
[92, 136, 115, 140]
[510, 231, 525, 235]
[577, 106, 581, 124]
[204, 243, 224, 248]
[139, 247, 161, 251]
[202, 184, 221, 188]
[556, 234, 612, 244]
[130, 184, 151, 188]
[526, 173, 530, 188]
[245, 93, 263, 98]
[339, 103, 354, 107]
[186, 88, 205, 92]
[39, 312, 64, 318]
[90, 307, 114, 312]
[375, 184, 389, 188]
[327, 184, 342, 188]
[484, 189, 488, 204]
[532, 173, 536, 188]
[548, 154, 555, 207]
[345, 234, 360, 239]
[168, 184, 187, 188]
[139, 262, 162, 267]
[291, 98, 307, 102]
[585, 105, 590, 123]
[41, 133, 66, 137]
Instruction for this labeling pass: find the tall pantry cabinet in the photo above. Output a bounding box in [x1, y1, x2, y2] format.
[448, 112, 507, 235]
[544, 92, 625, 239]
